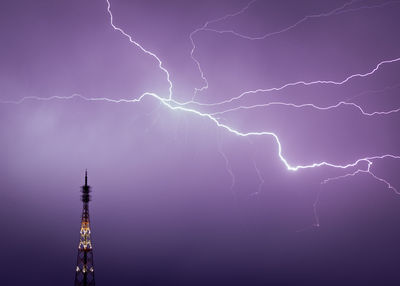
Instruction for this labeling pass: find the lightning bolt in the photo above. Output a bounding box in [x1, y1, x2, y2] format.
[252, 159, 265, 196]
[312, 158, 399, 229]
[217, 138, 236, 198]
[2, 0, 399, 203]
[105, 0, 174, 101]
[189, 57, 400, 107]
[198, 0, 400, 41]
[322, 159, 399, 194]
[209, 100, 400, 117]
[188, 0, 400, 102]
[189, 0, 257, 100]
[200, 0, 357, 41]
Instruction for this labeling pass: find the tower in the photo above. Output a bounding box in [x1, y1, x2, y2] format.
[74, 170, 95, 286]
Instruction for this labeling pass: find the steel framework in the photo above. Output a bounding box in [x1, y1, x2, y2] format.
[74, 171, 95, 286]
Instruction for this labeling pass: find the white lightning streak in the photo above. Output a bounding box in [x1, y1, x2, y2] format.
[189, 0, 257, 100]
[201, 0, 357, 40]
[322, 159, 399, 194]
[218, 140, 236, 197]
[190, 57, 400, 106]
[201, 0, 400, 41]
[188, 0, 399, 104]
[188, 0, 360, 100]
[252, 159, 265, 196]
[1, 0, 399, 195]
[209, 100, 400, 117]
[4, 93, 399, 173]
[106, 0, 173, 100]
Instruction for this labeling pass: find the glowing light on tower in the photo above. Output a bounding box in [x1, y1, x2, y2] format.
[75, 170, 95, 286]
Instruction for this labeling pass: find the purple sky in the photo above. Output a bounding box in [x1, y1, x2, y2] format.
[1, 0, 400, 285]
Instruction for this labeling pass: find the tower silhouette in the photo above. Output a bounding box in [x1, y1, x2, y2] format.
[74, 170, 95, 286]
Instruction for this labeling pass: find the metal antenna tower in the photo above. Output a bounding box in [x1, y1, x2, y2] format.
[74, 170, 95, 286]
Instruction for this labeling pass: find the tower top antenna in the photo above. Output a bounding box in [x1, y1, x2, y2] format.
[81, 170, 91, 203]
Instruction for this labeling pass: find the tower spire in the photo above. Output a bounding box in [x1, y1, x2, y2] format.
[74, 171, 95, 286]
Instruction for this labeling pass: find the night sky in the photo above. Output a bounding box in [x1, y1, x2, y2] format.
[1, 0, 400, 285]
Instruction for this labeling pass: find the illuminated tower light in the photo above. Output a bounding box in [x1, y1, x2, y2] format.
[74, 170, 95, 286]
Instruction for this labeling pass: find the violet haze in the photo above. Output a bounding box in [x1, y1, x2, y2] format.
[1, 0, 400, 285]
